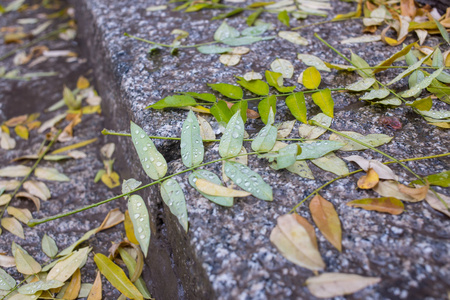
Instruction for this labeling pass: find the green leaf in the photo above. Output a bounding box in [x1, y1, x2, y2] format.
[41, 234, 58, 258]
[302, 67, 321, 89]
[432, 48, 450, 83]
[346, 78, 376, 92]
[147, 95, 197, 109]
[401, 67, 443, 98]
[15, 248, 41, 275]
[296, 140, 345, 160]
[311, 88, 334, 118]
[224, 161, 273, 201]
[181, 110, 204, 168]
[297, 54, 331, 72]
[270, 144, 300, 169]
[183, 92, 216, 103]
[63, 86, 81, 110]
[351, 52, 373, 78]
[329, 131, 393, 151]
[196, 45, 232, 54]
[258, 95, 277, 124]
[219, 110, 245, 157]
[372, 42, 416, 74]
[221, 36, 268, 46]
[185, 3, 210, 12]
[0, 267, 16, 290]
[278, 31, 308, 46]
[360, 88, 390, 100]
[372, 97, 402, 106]
[241, 24, 269, 36]
[128, 195, 151, 257]
[278, 10, 290, 27]
[251, 109, 277, 152]
[433, 18, 449, 44]
[214, 21, 240, 41]
[246, 8, 263, 26]
[189, 170, 233, 207]
[210, 100, 233, 126]
[411, 170, 450, 187]
[231, 100, 248, 123]
[208, 83, 243, 99]
[160, 179, 188, 232]
[406, 97, 432, 111]
[408, 70, 425, 98]
[122, 178, 142, 200]
[265, 70, 295, 93]
[212, 8, 244, 20]
[286, 92, 307, 124]
[285, 160, 314, 179]
[130, 122, 167, 180]
[417, 109, 450, 119]
[94, 253, 143, 300]
[311, 153, 349, 176]
[118, 248, 152, 299]
[236, 77, 269, 96]
[387, 51, 433, 85]
[18, 280, 64, 295]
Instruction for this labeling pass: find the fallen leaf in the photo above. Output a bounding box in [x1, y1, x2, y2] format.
[278, 31, 308, 45]
[77, 76, 90, 89]
[270, 214, 325, 271]
[197, 115, 216, 141]
[398, 183, 429, 201]
[195, 178, 251, 197]
[276, 120, 296, 138]
[310, 194, 342, 251]
[329, 131, 393, 151]
[124, 210, 139, 244]
[0, 165, 31, 177]
[311, 153, 349, 176]
[270, 58, 294, 79]
[344, 155, 398, 180]
[7, 207, 32, 223]
[306, 272, 381, 298]
[4, 115, 27, 127]
[298, 113, 332, 139]
[101, 171, 120, 188]
[62, 268, 81, 300]
[1, 217, 24, 239]
[0, 180, 20, 191]
[47, 247, 90, 282]
[35, 167, 70, 182]
[96, 208, 124, 232]
[347, 197, 404, 215]
[0, 194, 12, 206]
[425, 190, 450, 217]
[219, 54, 241, 66]
[1, 132, 16, 150]
[357, 168, 379, 189]
[373, 180, 416, 202]
[14, 125, 29, 140]
[87, 271, 102, 300]
[16, 192, 40, 211]
[0, 254, 16, 268]
[14, 248, 41, 274]
[23, 180, 51, 201]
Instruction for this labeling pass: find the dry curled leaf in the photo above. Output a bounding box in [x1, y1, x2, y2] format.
[425, 191, 450, 217]
[23, 180, 51, 201]
[344, 155, 398, 181]
[87, 271, 102, 300]
[398, 183, 429, 201]
[309, 194, 342, 252]
[270, 214, 325, 271]
[16, 192, 40, 211]
[357, 168, 379, 189]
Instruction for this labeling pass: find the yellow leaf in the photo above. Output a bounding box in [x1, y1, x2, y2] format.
[302, 66, 321, 89]
[101, 171, 120, 188]
[47, 247, 90, 282]
[87, 271, 102, 300]
[14, 125, 29, 140]
[81, 105, 102, 114]
[306, 273, 381, 298]
[195, 178, 251, 197]
[77, 76, 90, 89]
[51, 138, 97, 154]
[309, 194, 342, 251]
[346, 197, 404, 215]
[62, 268, 81, 300]
[2, 217, 24, 239]
[357, 168, 379, 189]
[94, 253, 143, 300]
[124, 210, 139, 245]
[270, 214, 325, 271]
[1, 125, 10, 134]
[27, 120, 41, 130]
[7, 207, 32, 223]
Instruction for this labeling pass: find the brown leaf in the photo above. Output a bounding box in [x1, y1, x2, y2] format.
[306, 272, 381, 298]
[1, 217, 24, 239]
[346, 197, 404, 215]
[398, 183, 429, 201]
[4, 115, 28, 127]
[425, 190, 450, 217]
[400, 0, 416, 18]
[373, 180, 416, 202]
[16, 192, 40, 211]
[63, 268, 81, 300]
[357, 168, 379, 189]
[87, 271, 102, 300]
[270, 214, 325, 271]
[309, 194, 342, 252]
[97, 208, 124, 232]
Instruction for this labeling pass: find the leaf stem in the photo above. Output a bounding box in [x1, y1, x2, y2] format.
[28, 151, 258, 226]
[289, 152, 450, 213]
[0, 131, 61, 219]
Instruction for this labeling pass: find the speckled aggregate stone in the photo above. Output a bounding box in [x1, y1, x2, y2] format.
[73, 0, 449, 299]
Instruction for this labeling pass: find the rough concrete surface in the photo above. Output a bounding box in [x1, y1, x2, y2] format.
[73, 0, 449, 299]
[4, 0, 448, 299]
[0, 1, 124, 298]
